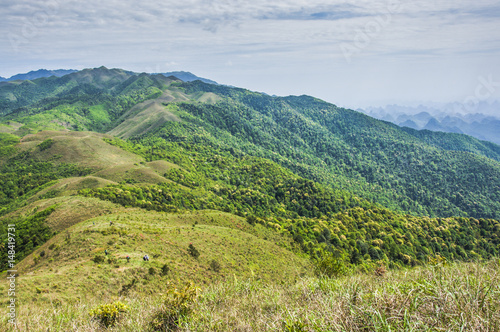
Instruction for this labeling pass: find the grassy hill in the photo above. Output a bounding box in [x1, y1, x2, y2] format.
[3, 208, 308, 302]
[0, 67, 500, 330]
[1, 128, 498, 276]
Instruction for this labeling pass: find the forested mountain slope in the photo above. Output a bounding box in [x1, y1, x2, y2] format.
[0, 67, 499, 323]
[1, 129, 498, 275]
[1, 68, 500, 221]
[144, 81, 500, 219]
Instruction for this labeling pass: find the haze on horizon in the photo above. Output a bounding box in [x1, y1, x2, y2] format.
[1, 0, 499, 110]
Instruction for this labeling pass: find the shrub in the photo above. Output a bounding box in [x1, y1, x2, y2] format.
[119, 278, 137, 296]
[429, 253, 447, 266]
[149, 281, 200, 331]
[92, 255, 105, 264]
[374, 264, 386, 277]
[89, 301, 128, 328]
[246, 215, 257, 225]
[314, 252, 349, 278]
[161, 264, 170, 276]
[188, 243, 200, 259]
[37, 138, 54, 151]
[107, 256, 118, 265]
[293, 234, 304, 245]
[209, 259, 221, 273]
[149, 267, 157, 275]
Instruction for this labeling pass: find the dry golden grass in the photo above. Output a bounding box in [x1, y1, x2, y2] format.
[30, 176, 117, 199]
[0, 196, 121, 232]
[20, 131, 142, 169]
[189, 260, 500, 331]
[1, 260, 498, 331]
[108, 101, 180, 139]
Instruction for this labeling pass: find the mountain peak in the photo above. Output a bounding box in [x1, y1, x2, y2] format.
[159, 71, 217, 84]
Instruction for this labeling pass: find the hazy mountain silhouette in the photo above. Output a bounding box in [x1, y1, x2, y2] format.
[360, 103, 500, 145]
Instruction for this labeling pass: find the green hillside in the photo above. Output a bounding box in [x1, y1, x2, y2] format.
[6, 208, 309, 302]
[0, 106, 498, 273]
[160, 81, 500, 219]
[3, 68, 500, 220]
[0, 67, 500, 330]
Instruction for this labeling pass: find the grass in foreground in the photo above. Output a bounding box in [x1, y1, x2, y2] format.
[1, 259, 499, 331]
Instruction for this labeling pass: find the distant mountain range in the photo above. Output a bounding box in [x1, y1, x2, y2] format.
[359, 103, 500, 145]
[0, 69, 77, 82]
[0, 68, 217, 84]
[157, 71, 218, 85]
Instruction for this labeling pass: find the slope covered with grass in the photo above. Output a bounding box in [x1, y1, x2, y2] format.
[1, 209, 309, 303]
[1, 259, 498, 331]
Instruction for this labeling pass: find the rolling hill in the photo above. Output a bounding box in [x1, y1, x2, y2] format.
[0, 67, 499, 330]
[2, 67, 500, 220]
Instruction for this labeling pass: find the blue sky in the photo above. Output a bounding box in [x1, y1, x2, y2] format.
[1, 0, 499, 109]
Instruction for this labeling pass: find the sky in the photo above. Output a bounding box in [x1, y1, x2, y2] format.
[1, 0, 500, 109]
